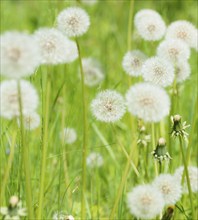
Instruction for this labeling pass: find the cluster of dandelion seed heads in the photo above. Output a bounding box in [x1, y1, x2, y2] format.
[60, 127, 77, 144]
[0, 31, 41, 78]
[166, 20, 198, 50]
[0, 80, 39, 119]
[127, 185, 164, 219]
[157, 39, 190, 64]
[122, 50, 147, 76]
[91, 90, 126, 123]
[153, 174, 182, 205]
[57, 7, 90, 37]
[34, 28, 78, 64]
[142, 57, 174, 87]
[81, 57, 104, 87]
[134, 9, 166, 41]
[126, 83, 170, 122]
[86, 152, 104, 168]
[174, 166, 198, 193]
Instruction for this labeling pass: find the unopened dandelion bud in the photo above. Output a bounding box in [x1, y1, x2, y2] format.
[152, 137, 171, 161]
[9, 196, 19, 207]
[161, 206, 175, 220]
[171, 115, 190, 139]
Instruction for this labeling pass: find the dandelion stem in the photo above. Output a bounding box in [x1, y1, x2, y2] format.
[17, 81, 34, 219]
[37, 71, 51, 219]
[0, 131, 17, 205]
[151, 123, 158, 176]
[127, 0, 134, 51]
[109, 138, 137, 219]
[178, 136, 194, 219]
[76, 38, 88, 219]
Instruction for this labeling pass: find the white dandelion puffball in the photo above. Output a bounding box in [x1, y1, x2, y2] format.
[126, 82, 170, 122]
[34, 28, 78, 65]
[0, 80, 39, 119]
[81, 58, 104, 87]
[157, 39, 190, 64]
[152, 174, 182, 205]
[60, 127, 77, 144]
[174, 166, 198, 193]
[57, 7, 90, 37]
[86, 152, 104, 168]
[17, 112, 40, 130]
[122, 50, 147, 76]
[127, 184, 164, 219]
[175, 61, 191, 83]
[91, 90, 126, 123]
[0, 31, 41, 78]
[142, 57, 174, 87]
[166, 20, 198, 50]
[134, 9, 166, 41]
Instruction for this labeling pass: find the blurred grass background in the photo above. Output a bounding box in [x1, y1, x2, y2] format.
[0, 0, 197, 219]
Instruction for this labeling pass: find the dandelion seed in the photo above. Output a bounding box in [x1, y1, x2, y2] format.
[34, 28, 78, 64]
[134, 9, 166, 41]
[0, 31, 40, 78]
[81, 57, 104, 87]
[126, 82, 170, 122]
[122, 50, 147, 76]
[175, 61, 191, 83]
[86, 152, 103, 168]
[127, 184, 164, 219]
[174, 166, 198, 193]
[157, 39, 190, 64]
[57, 7, 90, 37]
[142, 57, 174, 87]
[0, 80, 39, 119]
[153, 174, 182, 205]
[91, 90, 126, 123]
[166, 20, 198, 50]
[17, 112, 40, 130]
[60, 127, 77, 144]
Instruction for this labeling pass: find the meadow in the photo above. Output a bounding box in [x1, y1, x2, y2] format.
[0, 0, 198, 219]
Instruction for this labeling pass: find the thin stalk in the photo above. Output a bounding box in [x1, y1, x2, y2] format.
[37, 73, 51, 219]
[17, 81, 34, 219]
[127, 0, 134, 51]
[109, 139, 137, 219]
[76, 38, 88, 220]
[151, 123, 158, 176]
[0, 131, 17, 205]
[178, 136, 194, 219]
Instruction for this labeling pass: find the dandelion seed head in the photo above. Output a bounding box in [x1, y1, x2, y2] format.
[0, 31, 41, 78]
[142, 57, 174, 87]
[174, 166, 198, 193]
[175, 61, 191, 83]
[153, 174, 182, 205]
[166, 20, 197, 50]
[91, 90, 126, 123]
[57, 7, 90, 37]
[34, 28, 78, 64]
[122, 50, 147, 76]
[157, 39, 190, 64]
[0, 80, 39, 120]
[86, 152, 103, 168]
[17, 112, 40, 130]
[127, 184, 164, 219]
[134, 9, 166, 41]
[60, 127, 77, 144]
[81, 58, 104, 87]
[126, 82, 170, 122]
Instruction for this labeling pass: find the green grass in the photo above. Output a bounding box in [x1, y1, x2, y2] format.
[0, 0, 198, 219]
